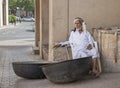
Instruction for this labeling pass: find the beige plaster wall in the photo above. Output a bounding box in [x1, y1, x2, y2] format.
[69, 0, 120, 32]
[49, 0, 120, 45]
[52, 0, 69, 42]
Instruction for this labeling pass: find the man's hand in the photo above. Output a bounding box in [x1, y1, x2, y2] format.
[87, 44, 92, 50]
[53, 44, 61, 49]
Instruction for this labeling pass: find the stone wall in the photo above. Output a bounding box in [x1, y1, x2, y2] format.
[93, 29, 120, 72]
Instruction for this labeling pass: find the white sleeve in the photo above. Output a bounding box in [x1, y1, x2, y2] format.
[86, 31, 94, 47]
[69, 31, 74, 43]
[59, 41, 69, 46]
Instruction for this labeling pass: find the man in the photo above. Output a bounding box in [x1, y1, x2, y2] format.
[54, 17, 99, 76]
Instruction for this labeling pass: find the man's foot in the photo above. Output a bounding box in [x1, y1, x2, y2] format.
[88, 70, 93, 75]
[95, 72, 100, 78]
[89, 70, 100, 78]
[91, 72, 100, 78]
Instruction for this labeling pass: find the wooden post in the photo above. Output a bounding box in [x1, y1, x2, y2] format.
[114, 32, 118, 63]
[94, 41, 102, 73]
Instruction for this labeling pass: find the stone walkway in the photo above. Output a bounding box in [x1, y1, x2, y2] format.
[0, 45, 40, 88]
[0, 22, 120, 88]
[0, 22, 40, 88]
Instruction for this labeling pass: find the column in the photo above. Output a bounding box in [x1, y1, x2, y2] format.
[48, 0, 69, 61]
[32, 0, 41, 55]
[3, 0, 8, 25]
[35, 0, 40, 47]
[41, 0, 49, 60]
[0, 0, 3, 26]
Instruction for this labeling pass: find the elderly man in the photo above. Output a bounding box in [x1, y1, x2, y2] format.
[54, 17, 99, 76]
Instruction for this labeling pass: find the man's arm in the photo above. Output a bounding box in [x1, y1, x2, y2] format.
[53, 41, 70, 48]
[86, 31, 95, 50]
[53, 31, 73, 48]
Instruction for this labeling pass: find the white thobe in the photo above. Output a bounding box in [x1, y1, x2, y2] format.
[60, 30, 99, 59]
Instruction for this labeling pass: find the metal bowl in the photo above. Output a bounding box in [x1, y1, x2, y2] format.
[42, 56, 92, 83]
[12, 61, 51, 79]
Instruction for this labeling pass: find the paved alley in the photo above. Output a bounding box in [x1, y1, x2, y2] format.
[0, 22, 40, 88]
[0, 22, 120, 88]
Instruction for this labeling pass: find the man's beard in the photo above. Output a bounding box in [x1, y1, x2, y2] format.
[76, 27, 82, 31]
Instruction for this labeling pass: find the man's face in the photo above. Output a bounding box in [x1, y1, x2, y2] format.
[74, 20, 82, 29]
